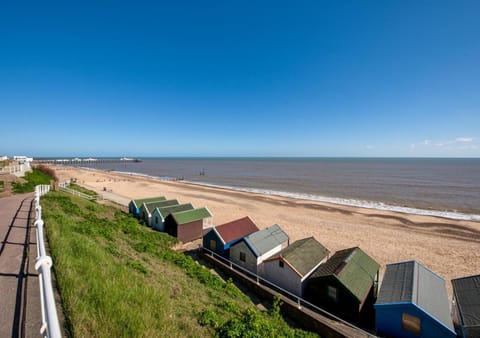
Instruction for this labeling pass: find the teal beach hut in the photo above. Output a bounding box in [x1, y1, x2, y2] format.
[129, 196, 166, 218]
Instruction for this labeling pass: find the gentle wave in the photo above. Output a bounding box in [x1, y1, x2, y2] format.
[80, 166, 480, 222]
[111, 170, 175, 181]
[181, 180, 480, 222]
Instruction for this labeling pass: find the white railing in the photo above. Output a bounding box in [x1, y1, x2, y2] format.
[34, 185, 62, 338]
[58, 181, 97, 201]
[59, 185, 96, 200]
[0, 164, 30, 177]
[201, 247, 376, 337]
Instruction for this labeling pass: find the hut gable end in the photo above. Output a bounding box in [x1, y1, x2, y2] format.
[243, 224, 289, 258]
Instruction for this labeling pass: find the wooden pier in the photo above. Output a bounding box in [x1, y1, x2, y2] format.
[34, 158, 142, 165]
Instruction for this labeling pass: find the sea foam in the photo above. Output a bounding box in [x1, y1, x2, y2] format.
[182, 180, 480, 222]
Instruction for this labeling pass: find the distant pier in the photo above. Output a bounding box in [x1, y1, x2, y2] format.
[34, 158, 142, 165]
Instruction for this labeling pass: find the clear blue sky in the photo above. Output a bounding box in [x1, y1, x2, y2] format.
[1, 1, 479, 157]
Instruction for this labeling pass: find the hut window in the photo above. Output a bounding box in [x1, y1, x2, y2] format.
[210, 240, 216, 251]
[327, 286, 338, 302]
[279, 261, 284, 268]
[240, 252, 246, 262]
[402, 313, 421, 335]
[155, 216, 159, 224]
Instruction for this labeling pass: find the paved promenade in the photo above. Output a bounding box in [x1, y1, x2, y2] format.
[0, 194, 42, 337]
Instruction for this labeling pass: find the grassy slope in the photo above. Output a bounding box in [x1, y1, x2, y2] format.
[42, 192, 317, 337]
[12, 168, 52, 193]
[68, 183, 99, 197]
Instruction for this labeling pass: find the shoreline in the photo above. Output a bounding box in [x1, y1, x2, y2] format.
[104, 167, 480, 222]
[52, 165, 480, 296]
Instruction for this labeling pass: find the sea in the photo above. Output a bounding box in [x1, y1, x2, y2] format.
[75, 157, 480, 221]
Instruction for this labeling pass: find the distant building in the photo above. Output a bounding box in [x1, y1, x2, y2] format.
[304, 247, 379, 323]
[229, 224, 289, 276]
[203, 216, 259, 259]
[452, 274, 480, 337]
[164, 207, 213, 243]
[13, 155, 33, 163]
[128, 197, 166, 218]
[151, 203, 194, 232]
[139, 199, 179, 225]
[263, 237, 329, 297]
[375, 260, 456, 338]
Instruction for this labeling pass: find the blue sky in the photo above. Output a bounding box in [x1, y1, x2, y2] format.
[1, 1, 479, 157]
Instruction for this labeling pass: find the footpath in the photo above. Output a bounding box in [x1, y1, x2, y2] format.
[0, 193, 42, 337]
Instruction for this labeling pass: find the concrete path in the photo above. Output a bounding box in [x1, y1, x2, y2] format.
[0, 194, 42, 337]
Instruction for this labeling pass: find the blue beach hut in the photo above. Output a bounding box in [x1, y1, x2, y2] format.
[203, 216, 259, 258]
[374, 260, 456, 338]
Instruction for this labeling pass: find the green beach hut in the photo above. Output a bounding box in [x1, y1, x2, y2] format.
[304, 246, 379, 324]
[164, 207, 213, 243]
[151, 203, 195, 231]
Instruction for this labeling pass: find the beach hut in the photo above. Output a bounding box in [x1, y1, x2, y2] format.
[374, 260, 456, 338]
[304, 247, 379, 323]
[202, 216, 259, 259]
[140, 199, 179, 225]
[451, 274, 480, 337]
[229, 224, 289, 276]
[128, 196, 166, 218]
[164, 207, 213, 243]
[262, 237, 330, 297]
[151, 203, 194, 232]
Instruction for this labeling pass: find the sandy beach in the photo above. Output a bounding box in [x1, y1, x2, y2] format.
[53, 165, 480, 295]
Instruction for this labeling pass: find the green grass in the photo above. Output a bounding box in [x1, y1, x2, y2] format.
[0, 180, 3, 192]
[41, 192, 317, 338]
[68, 183, 98, 197]
[11, 168, 53, 193]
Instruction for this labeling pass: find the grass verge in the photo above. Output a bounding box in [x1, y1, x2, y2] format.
[12, 168, 52, 193]
[68, 183, 98, 197]
[41, 192, 317, 337]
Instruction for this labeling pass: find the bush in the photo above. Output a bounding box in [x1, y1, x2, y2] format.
[12, 168, 53, 193]
[35, 164, 58, 181]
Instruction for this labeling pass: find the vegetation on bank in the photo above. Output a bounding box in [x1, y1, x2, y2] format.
[0, 180, 4, 192]
[12, 168, 53, 193]
[41, 191, 317, 337]
[67, 183, 98, 197]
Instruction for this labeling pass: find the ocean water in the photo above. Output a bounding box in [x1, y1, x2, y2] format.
[77, 158, 480, 221]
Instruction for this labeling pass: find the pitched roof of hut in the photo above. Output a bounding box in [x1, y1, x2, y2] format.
[265, 237, 329, 277]
[132, 196, 166, 208]
[376, 260, 454, 330]
[215, 216, 259, 244]
[451, 274, 480, 329]
[172, 207, 212, 225]
[243, 224, 289, 257]
[155, 203, 194, 219]
[309, 247, 379, 303]
[144, 199, 179, 214]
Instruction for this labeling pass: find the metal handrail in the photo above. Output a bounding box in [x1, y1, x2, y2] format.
[201, 247, 376, 337]
[34, 185, 62, 338]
